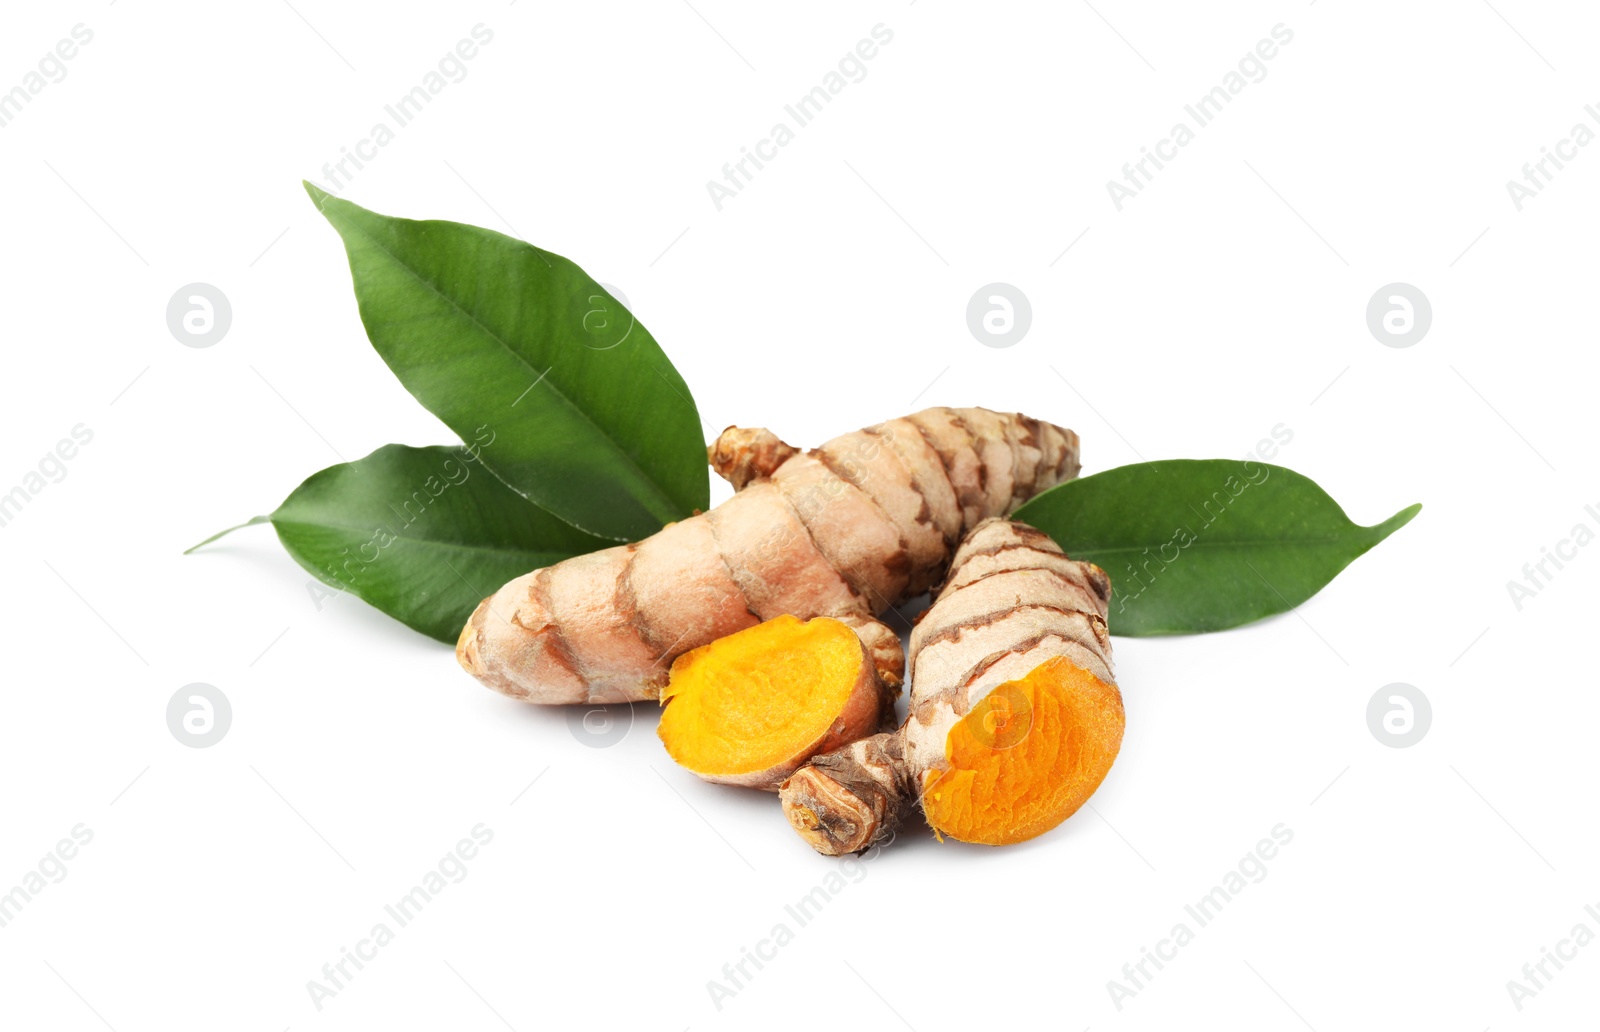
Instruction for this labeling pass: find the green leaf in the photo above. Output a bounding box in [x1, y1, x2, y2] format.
[304, 182, 708, 542]
[1012, 460, 1420, 636]
[191, 444, 610, 643]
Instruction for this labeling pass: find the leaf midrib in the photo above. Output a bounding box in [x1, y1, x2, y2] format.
[273, 517, 580, 559]
[336, 207, 682, 523]
[1067, 530, 1381, 561]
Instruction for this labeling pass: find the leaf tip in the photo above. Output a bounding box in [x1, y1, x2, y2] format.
[302, 179, 333, 211]
[1372, 502, 1422, 541]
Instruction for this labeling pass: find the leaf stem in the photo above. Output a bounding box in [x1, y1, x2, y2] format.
[184, 515, 272, 554]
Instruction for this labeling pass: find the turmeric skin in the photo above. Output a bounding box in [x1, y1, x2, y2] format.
[457, 408, 1081, 706]
[780, 519, 1125, 854]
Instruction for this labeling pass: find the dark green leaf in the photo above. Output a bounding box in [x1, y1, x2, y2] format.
[1012, 460, 1419, 636]
[304, 183, 708, 541]
[191, 444, 610, 643]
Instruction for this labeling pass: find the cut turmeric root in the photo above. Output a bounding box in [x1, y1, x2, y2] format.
[922, 657, 1124, 845]
[780, 518, 1125, 853]
[657, 615, 892, 791]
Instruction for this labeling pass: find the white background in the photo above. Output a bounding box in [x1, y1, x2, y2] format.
[1, 1, 1595, 1029]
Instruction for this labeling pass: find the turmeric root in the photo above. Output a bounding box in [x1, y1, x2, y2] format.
[657, 615, 891, 791]
[779, 518, 1124, 853]
[456, 408, 1080, 705]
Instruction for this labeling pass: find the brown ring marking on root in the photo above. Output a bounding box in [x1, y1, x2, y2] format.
[814, 445, 917, 591]
[907, 410, 989, 530]
[877, 420, 962, 551]
[912, 600, 1105, 654]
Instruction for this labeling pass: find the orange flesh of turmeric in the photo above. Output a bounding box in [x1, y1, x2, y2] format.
[923, 657, 1125, 846]
[659, 615, 865, 777]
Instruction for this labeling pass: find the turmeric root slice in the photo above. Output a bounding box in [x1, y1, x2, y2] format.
[921, 657, 1124, 846]
[658, 615, 888, 792]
